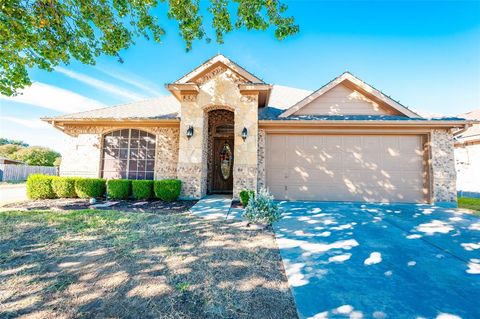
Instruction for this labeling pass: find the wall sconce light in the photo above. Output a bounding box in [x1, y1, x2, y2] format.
[241, 127, 248, 140]
[186, 126, 194, 139]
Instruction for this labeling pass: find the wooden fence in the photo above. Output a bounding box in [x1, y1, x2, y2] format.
[0, 164, 58, 181]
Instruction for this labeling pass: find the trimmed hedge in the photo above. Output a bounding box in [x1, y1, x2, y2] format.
[107, 179, 131, 199]
[26, 174, 55, 199]
[132, 180, 153, 200]
[154, 179, 182, 201]
[239, 189, 255, 207]
[26, 175, 182, 201]
[51, 177, 77, 198]
[75, 178, 106, 198]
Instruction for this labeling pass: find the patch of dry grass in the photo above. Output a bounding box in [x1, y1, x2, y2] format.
[0, 208, 297, 319]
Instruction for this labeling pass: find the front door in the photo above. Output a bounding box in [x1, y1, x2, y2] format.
[212, 138, 234, 193]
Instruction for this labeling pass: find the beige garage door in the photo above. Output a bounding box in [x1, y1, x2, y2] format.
[266, 134, 427, 203]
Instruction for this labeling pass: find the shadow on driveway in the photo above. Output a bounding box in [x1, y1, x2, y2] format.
[274, 202, 480, 319]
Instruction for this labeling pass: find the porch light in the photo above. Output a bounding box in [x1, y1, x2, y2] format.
[186, 125, 194, 138]
[241, 127, 248, 140]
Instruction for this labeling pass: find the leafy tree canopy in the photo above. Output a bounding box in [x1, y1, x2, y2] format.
[0, 137, 29, 147]
[0, 138, 60, 166]
[0, 144, 22, 157]
[12, 146, 60, 166]
[0, 0, 299, 96]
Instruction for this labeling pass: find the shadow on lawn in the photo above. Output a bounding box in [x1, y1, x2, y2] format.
[0, 210, 297, 319]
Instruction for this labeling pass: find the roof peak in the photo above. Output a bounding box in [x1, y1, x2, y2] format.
[171, 54, 264, 85]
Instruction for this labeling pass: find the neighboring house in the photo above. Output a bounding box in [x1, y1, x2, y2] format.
[43, 55, 467, 204]
[0, 158, 24, 165]
[455, 109, 480, 198]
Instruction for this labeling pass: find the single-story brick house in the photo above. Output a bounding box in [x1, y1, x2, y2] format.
[43, 54, 468, 204]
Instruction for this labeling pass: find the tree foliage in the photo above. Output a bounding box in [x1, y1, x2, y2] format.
[0, 0, 299, 96]
[12, 146, 60, 166]
[0, 137, 29, 146]
[0, 144, 21, 158]
[0, 138, 60, 166]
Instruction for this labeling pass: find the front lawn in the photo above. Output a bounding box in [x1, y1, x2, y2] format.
[0, 209, 296, 318]
[458, 197, 480, 216]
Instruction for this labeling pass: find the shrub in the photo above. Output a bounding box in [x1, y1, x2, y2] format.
[26, 174, 55, 199]
[132, 180, 154, 200]
[243, 187, 281, 225]
[107, 179, 131, 199]
[51, 177, 77, 198]
[239, 189, 255, 207]
[154, 179, 182, 201]
[75, 178, 106, 198]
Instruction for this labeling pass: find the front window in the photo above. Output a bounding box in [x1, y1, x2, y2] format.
[101, 129, 156, 180]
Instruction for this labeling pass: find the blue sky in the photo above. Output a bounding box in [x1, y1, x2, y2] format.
[1, 0, 479, 151]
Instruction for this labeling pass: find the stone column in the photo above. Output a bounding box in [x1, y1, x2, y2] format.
[257, 129, 266, 190]
[176, 96, 206, 199]
[430, 129, 457, 204]
[232, 94, 259, 199]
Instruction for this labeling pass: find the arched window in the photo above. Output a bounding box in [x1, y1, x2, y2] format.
[101, 129, 156, 180]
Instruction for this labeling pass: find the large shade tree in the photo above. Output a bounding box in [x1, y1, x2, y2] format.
[0, 0, 299, 96]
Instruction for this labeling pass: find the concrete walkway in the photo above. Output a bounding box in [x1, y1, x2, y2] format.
[189, 195, 232, 220]
[274, 201, 480, 319]
[189, 194, 245, 221]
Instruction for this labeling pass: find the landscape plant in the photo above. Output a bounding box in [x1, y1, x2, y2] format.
[26, 174, 55, 199]
[107, 179, 131, 199]
[131, 180, 154, 200]
[75, 178, 106, 198]
[243, 187, 281, 225]
[154, 179, 182, 201]
[51, 177, 77, 198]
[239, 189, 255, 207]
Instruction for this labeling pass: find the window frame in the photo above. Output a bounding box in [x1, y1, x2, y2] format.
[100, 128, 156, 180]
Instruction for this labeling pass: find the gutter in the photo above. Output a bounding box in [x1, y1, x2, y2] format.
[41, 117, 181, 133]
[259, 119, 470, 128]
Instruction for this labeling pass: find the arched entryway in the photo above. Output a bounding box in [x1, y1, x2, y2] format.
[207, 109, 234, 194]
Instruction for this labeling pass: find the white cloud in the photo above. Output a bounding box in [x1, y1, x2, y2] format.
[0, 116, 50, 129]
[97, 67, 163, 97]
[56, 67, 146, 101]
[0, 82, 106, 113]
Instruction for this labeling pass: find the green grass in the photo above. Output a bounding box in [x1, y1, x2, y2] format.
[458, 197, 480, 216]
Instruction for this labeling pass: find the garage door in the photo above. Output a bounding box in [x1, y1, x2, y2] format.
[266, 134, 427, 203]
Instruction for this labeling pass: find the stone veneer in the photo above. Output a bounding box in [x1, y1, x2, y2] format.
[60, 125, 179, 180]
[257, 129, 266, 190]
[176, 68, 258, 200]
[430, 129, 457, 203]
[60, 124, 457, 204]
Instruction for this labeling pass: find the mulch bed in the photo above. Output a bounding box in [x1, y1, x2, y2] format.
[1, 198, 197, 214]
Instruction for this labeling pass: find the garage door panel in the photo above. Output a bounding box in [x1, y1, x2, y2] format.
[266, 134, 427, 203]
[266, 168, 286, 184]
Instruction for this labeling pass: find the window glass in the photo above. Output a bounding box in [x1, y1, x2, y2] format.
[101, 129, 156, 180]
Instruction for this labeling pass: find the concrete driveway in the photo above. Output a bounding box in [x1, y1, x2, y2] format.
[274, 202, 480, 319]
[0, 183, 27, 206]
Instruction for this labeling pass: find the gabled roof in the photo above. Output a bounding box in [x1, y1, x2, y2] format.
[173, 54, 264, 84]
[279, 72, 422, 118]
[43, 95, 181, 121]
[455, 109, 480, 144]
[42, 85, 298, 122]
